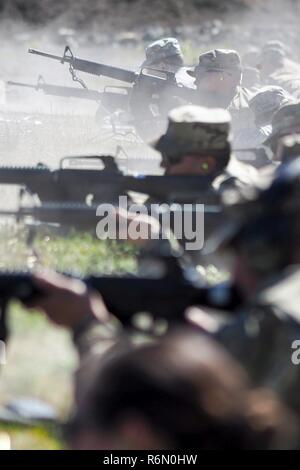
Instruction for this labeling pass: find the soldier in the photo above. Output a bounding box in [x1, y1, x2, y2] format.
[257, 42, 300, 98]
[265, 101, 300, 161]
[201, 158, 300, 414]
[131, 37, 192, 140]
[250, 86, 294, 130]
[233, 86, 295, 164]
[152, 104, 259, 193]
[187, 49, 253, 132]
[276, 133, 300, 165]
[141, 37, 193, 88]
[68, 331, 297, 450]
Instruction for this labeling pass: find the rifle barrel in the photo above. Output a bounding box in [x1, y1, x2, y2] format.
[7, 81, 36, 90]
[28, 49, 66, 63]
[28, 48, 137, 83]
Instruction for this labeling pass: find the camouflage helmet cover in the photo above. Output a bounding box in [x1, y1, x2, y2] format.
[188, 49, 242, 78]
[266, 101, 300, 146]
[152, 105, 232, 158]
[249, 86, 294, 123]
[143, 37, 183, 67]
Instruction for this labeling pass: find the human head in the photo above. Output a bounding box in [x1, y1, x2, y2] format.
[249, 86, 294, 128]
[68, 331, 294, 449]
[257, 41, 286, 79]
[152, 104, 232, 176]
[266, 102, 300, 158]
[142, 37, 184, 72]
[188, 49, 242, 98]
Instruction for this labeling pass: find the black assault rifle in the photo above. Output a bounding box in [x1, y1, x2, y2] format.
[7, 76, 130, 112]
[0, 155, 218, 204]
[28, 46, 196, 102]
[0, 255, 241, 342]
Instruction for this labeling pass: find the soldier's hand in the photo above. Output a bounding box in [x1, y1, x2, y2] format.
[25, 271, 110, 330]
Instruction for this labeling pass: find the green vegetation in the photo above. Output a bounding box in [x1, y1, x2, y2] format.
[0, 224, 137, 449]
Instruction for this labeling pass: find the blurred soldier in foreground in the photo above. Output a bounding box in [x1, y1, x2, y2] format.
[67, 331, 297, 450]
[204, 158, 300, 414]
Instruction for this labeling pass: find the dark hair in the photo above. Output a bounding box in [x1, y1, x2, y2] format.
[69, 331, 295, 449]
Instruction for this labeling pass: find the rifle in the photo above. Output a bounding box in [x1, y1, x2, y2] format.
[28, 46, 196, 102]
[0, 254, 242, 340]
[0, 155, 219, 204]
[0, 200, 223, 235]
[7, 76, 130, 112]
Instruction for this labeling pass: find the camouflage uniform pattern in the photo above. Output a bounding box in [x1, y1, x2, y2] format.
[188, 49, 242, 77]
[249, 86, 294, 127]
[188, 49, 254, 133]
[142, 37, 184, 68]
[266, 102, 300, 147]
[152, 105, 259, 194]
[153, 105, 232, 158]
[258, 45, 300, 99]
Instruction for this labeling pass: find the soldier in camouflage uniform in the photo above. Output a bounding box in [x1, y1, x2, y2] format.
[265, 101, 300, 161]
[257, 42, 300, 99]
[149, 105, 260, 265]
[131, 38, 192, 140]
[276, 134, 300, 165]
[187, 49, 254, 132]
[152, 104, 259, 193]
[205, 159, 300, 414]
[233, 86, 295, 167]
[141, 37, 193, 88]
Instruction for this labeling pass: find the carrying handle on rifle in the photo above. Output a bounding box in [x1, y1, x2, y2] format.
[140, 67, 176, 83]
[103, 85, 130, 95]
[59, 155, 122, 173]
